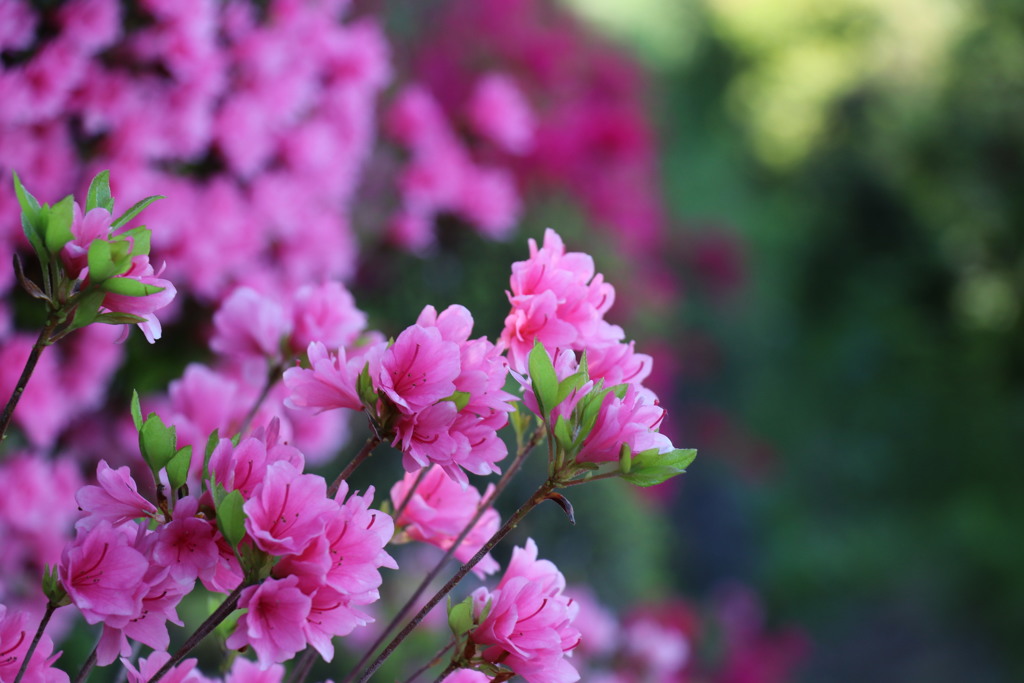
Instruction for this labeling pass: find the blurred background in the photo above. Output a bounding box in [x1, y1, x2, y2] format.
[364, 0, 1024, 680]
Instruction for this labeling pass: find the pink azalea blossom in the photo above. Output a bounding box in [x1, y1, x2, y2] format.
[243, 461, 336, 557]
[75, 460, 158, 530]
[211, 286, 290, 361]
[289, 281, 367, 353]
[59, 521, 149, 625]
[0, 604, 68, 683]
[223, 656, 285, 683]
[391, 466, 500, 576]
[62, 203, 114, 280]
[227, 576, 312, 668]
[208, 420, 305, 499]
[121, 650, 203, 683]
[152, 496, 220, 583]
[466, 73, 535, 155]
[468, 539, 581, 683]
[376, 324, 460, 414]
[101, 255, 177, 343]
[283, 341, 372, 414]
[577, 385, 672, 464]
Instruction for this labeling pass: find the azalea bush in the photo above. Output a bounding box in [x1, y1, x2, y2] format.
[0, 1, 806, 683]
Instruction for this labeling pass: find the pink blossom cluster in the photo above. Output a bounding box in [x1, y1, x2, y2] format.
[120, 649, 287, 683]
[385, 77, 531, 249]
[60, 421, 396, 670]
[0, 0, 390, 302]
[465, 539, 581, 683]
[390, 465, 501, 576]
[286, 304, 516, 486]
[0, 604, 67, 683]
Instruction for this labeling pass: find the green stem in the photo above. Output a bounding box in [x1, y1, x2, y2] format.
[337, 425, 544, 683]
[357, 480, 556, 683]
[12, 602, 57, 683]
[0, 319, 57, 445]
[145, 582, 247, 683]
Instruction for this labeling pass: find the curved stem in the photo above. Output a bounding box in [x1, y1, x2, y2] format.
[338, 425, 544, 683]
[327, 433, 382, 499]
[392, 467, 429, 522]
[146, 582, 246, 683]
[357, 480, 556, 683]
[72, 645, 98, 683]
[0, 319, 57, 445]
[12, 602, 57, 683]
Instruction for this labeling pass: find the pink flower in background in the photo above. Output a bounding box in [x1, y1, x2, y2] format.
[466, 73, 535, 155]
[289, 281, 367, 353]
[75, 460, 158, 530]
[223, 657, 285, 683]
[391, 466, 500, 576]
[211, 286, 290, 361]
[468, 539, 581, 683]
[243, 461, 335, 557]
[227, 576, 312, 668]
[121, 651, 201, 683]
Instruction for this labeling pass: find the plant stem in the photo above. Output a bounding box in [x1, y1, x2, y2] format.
[0, 319, 57, 444]
[12, 602, 57, 683]
[403, 640, 455, 683]
[338, 426, 544, 683]
[430, 661, 459, 683]
[237, 362, 284, 437]
[72, 646, 97, 683]
[146, 582, 246, 683]
[356, 480, 556, 683]
[392, 467, 429, 521]
[327, 433, 381, 498]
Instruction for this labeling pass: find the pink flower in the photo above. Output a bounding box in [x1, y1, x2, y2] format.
[283, 341, 371, 414]
[224, 657, 285, 683]
[227, 576, 312, 668]
[302, 586, 373, 662]
[75, 460, 158, 530]
[62, 203, 114, 280]
[466, 73, 535, 155]
[207, 419, 305, 498]
[0, 604, 68, 683]
[391, 466, 500, 576]
[101, 255, 177, 343]
[376, 324, 460, 414]
[289, 281, 367, 353]
[468, 539, 581, 683]
[211, 286, 290, 361]
[59, 521, 149, 625]
[152, 496, 220, 583]
[243, 461, 336, 557]
[121, 651, 202, 683]
[577, 385, 672, 464]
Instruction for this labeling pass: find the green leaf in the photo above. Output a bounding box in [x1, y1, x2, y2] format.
[578, 387, 611, 440]
[554, 415, 573, 453]
[111, 195, 164, 230]
[356, 362, 376, 407]
[67, 290, 107, 331]
[166, 445, 193, 491]
[94, 312, 148, 325]
[130, 390, 143, 431]
[13, 172, 46, 262]
[86, 170, 113, 212]
[528, 340, 558, 418]
[448, 595, 476, 637]
[102, 276, 164, 297]
[443, 390, 472, 412]
[204, 429, 221, 479]
[44, 195, 75, 255]
[216, 489, 247, 549]
[87, 239, 117, 282]
[556, 370, 587, 406]
[611, 383, 629, 400]
[621, 448, 697, 487]
[619, 442, 632, 474]
[139, 413, 177, 474]
[119, 226, 151, 257]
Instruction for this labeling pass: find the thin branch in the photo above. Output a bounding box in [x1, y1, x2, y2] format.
[72, 645, 98, 683]
[327, 433, 382, 499]
[402, 639, 455, 683]
[237, 362, 285, 437]
[12, 602, 57, 683]
[338, 425, 544, 683]
[0, 319, 57, 445]
[146, 582, 246, 683]
[392, 467, 429, 521]
[430, 661, 459, 683]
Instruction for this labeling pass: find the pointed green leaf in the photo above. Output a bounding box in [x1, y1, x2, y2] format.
[67, 290, 107, 331]
[119, 226, 151, 257]
[528, 340, 558, 418]
[102, 276, 164, 297]
[139, 413, 177, 474]
[166, 445, 193, 491]
[554, 415, 573, 453]
[448, 595, 476, 637]
[87, 239, 117, 282]
[443, 390, 472, 412]
[621, 448, 697, 487]
[130, 390, 143, 431]
[94, 312, 148, 325]
[556, 371, 587, 406]
[111, 195, 163, 229]
[86, 170, 113, 212]
[13, 173, 47, 263]
[216, 489, 247, 549]
[44, 195, 75, 255]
